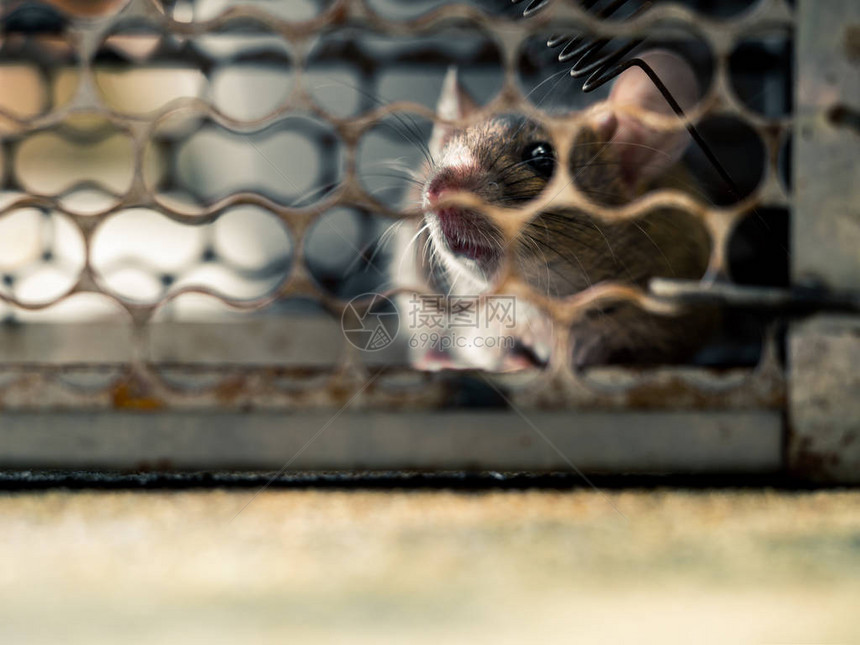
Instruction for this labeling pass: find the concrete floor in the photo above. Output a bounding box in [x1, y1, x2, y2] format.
[1, 487, 859, 644]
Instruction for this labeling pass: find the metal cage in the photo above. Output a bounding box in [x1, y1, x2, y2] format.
[0, 0, 857, 482]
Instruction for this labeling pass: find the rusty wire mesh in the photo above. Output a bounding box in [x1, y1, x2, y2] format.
[0, 0, 793, 412]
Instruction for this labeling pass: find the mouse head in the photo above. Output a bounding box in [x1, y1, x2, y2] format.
[422, 50, 699, 286]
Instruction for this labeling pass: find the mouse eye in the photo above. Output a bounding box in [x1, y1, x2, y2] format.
[522, 141, 556, 179]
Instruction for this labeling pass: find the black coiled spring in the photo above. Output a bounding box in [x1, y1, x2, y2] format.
[511, 0, 739, 196]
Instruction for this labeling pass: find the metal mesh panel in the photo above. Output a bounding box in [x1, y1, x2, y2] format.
[0, 0, 793, 413]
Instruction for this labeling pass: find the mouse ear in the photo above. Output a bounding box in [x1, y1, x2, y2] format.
[606, 50, 700, 191]
[429, 66, 480, 160]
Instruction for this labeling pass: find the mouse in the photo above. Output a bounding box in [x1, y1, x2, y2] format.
[394, 50, 713, 370]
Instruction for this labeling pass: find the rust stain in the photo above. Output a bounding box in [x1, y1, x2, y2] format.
[214, 376, 247, 405]
[610, 372, 784, 410]
[328, 384, 357, 406]
[790, 447, 835, 478]
[623, 375, 719, 409]
[788, 435, 843, 479]
[112, 382, 163, 411]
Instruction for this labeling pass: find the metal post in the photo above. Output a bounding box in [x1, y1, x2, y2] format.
[789, 0, 860, 481]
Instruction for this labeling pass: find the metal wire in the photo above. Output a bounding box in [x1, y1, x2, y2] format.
[512, 0, 741, 196]
[0, 0, 795, 412]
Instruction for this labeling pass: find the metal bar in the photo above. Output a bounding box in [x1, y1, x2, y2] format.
[788, 0, 860, 482]
[0, 410, 782, 474]
[793, 0, 860, 290]
[789, 315, 860, 482]
[650, 278, 860, 314]
[0, 319, 407, 366]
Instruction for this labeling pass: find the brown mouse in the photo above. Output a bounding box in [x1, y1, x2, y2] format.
[403, 50, 713, 369]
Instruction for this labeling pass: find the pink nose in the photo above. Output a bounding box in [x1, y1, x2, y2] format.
[426, 170, 480, 205]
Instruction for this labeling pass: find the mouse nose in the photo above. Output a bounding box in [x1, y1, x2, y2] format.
[426, 168, 482, 205]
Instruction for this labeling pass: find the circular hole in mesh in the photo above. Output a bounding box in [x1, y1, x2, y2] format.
[728, 207, 789, 287]
[210, 49, 293, 121]
[16, 121, 134, 205]
[518, 31, 713, 112]
[523, 208, 711, 298]
[778, 132, 791, 194]
[682, 115, 765, 206]
[518, 31, 611, 111]
[570, 122, 629, 206]
[0, 20, 78, 127]
[94, 21, 204, 116]
[360, 111, 558, 215]
[574, 0, 653, 21]
[92, 209, 206, 304]
[729, 32, 793, 119]
[698, 206, 791, 368]
[365, 0, 524, 20]
[212, 206, 292, 276]
[175, 222, 291, 301]
[0, 209, 46, 273]
[0, 209, 86, 306]
[147, 115, 341, 211]
[305, 208, 391, 299]
[568, 298, 719, 368]
[95, 19, 294, 121]
[92, 208, 291, 304]
[154, 0, 332, 23]
[357, 113, 433, 206]
[307, 28, 502, 118]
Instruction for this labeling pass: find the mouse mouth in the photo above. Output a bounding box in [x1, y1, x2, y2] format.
[431, 207, 500, 266]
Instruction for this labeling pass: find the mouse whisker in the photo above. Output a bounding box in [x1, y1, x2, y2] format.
[525, 218, 605, 258]
[398, 221, 432, 276]
[521, 220, 555, 296]
[363, 172, 425, 188]
[288, 181, 340, 207]
[380, 117, 434, 169]
[632, 221, 676, 278]
[523, 232, 591, 293]
[494, 158, 540, 183]
[339, 220, 398, 279]
[364, 158, 426, 180]
[317, 77, 435, 167]
[591, 141, 674, 160]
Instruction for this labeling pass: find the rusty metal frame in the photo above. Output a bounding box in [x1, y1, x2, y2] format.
[0, 0, 826, 478]
[0, 409, 782, 474]
[787, 0, 860, 482]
